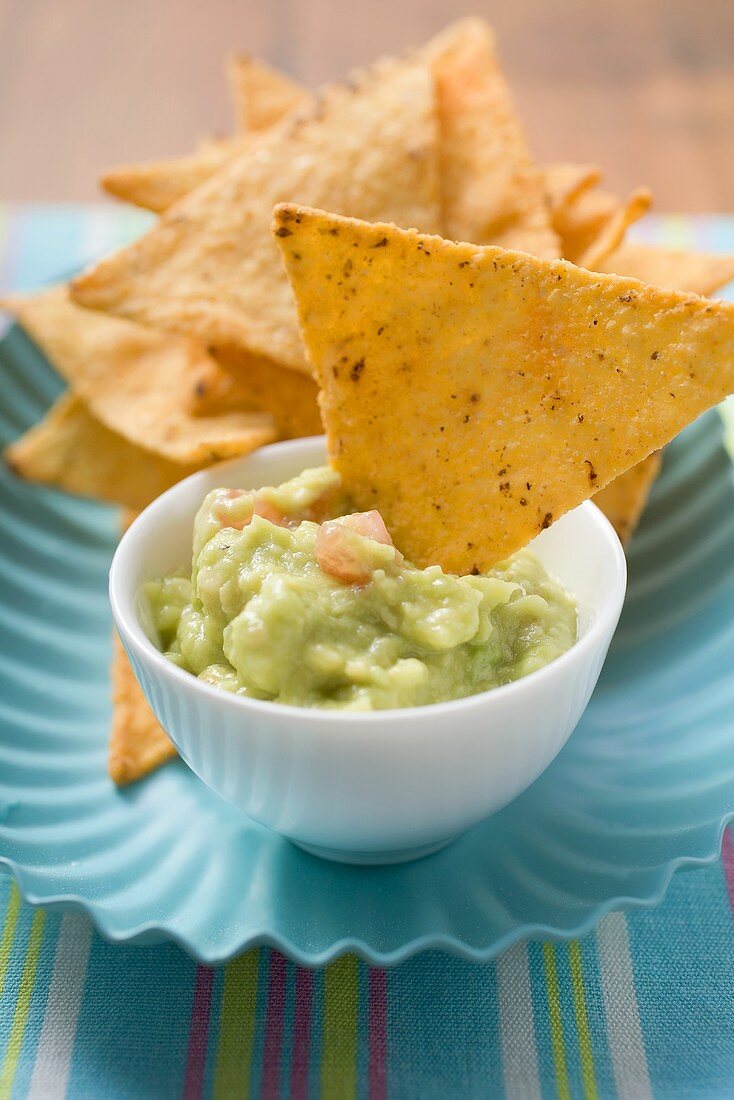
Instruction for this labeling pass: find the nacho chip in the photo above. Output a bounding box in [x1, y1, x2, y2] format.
[594, 452, 662, 546]
[5, 393, 200, 511]
[554, 187, 623, 263]
[427, 19, 559, 256]
[110, 632, 176, 785]
[3, 286, 275, 463]
[544, 162, 603, 218]
[196, 134, 235, 154]
[192, 347, 322, 438]
[100, 139, 249, 213]
[74, 57, 442, 373]
[102, 56, 311, 212]
[227, 54, 311, 132]
[592, 242, 734, 539]
[577, 187, 652, 270]
[101, 20, 557, 257]
[596, 241, 734, 297]
[275, 205, 734, 572]
[120, 507, 139, 532]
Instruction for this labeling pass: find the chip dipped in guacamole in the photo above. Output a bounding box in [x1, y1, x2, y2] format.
[144, 467, 577, 711]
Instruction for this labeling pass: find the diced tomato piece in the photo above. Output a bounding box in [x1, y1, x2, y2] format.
[315, 510, 394, 584]
[338, 510, 393, 545]
[315, 524, 372, 584]
[252, 495, 288, 526]
[214, 489, 251, 530]
[214, 489, 290, 531]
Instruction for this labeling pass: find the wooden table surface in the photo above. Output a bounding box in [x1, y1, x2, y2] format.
[0, 0, 732, 210]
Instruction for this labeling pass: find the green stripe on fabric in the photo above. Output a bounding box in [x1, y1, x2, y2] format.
[568, 941, 598, 1100]
[0, 883, 22, 1003]
[542, 943, 571, 1100]
[0, 906, 46, 1100]
[321, 955, 359, 1100]
[213, 951, 259, 1100]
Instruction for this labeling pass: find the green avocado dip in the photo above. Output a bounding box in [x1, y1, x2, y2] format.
[143, 466, 577, 711]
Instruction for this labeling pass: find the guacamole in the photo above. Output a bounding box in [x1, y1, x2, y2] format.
[144, 467, 577, 711]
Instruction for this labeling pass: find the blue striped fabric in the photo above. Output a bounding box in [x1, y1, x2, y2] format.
[0, 206, 733, 1099]
[0, 859, 733, 1098]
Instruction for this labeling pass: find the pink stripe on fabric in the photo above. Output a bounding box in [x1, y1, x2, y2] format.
[261, 950, 288, 1100]
[368, 968, 388, 1100]
[183, 966, 215, 1100]
[722, 826, 734, 912]
[290, 966, 314, 1100]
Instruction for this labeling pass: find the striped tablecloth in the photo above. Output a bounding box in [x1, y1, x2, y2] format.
[1, 206, 734, 1100]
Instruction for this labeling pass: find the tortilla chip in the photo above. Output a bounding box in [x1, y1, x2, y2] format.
[109, 633, 176, 785]
[192, 348, 322, 438]
[596, 241, 734, 297]
[427, 19, 559, 256]
[3, 286, 275, 463]
[594, 452, 662, 546]
[121, 21, 556, 253]
[592, 242, 734, 538]
[544, 162, 603, 218]
[554, 187, 623, 263]
[195, 134, 235, 155]
[120, 507, 139, 532]
[275, 205, 734, 572]
[5, 393, 200, 511]
[102, 63, 312, 213]
[74, 57, 442, 374]
[100, 139, 249, 213]
[576, 187, 652, 270]
[227, 54, 311, 132]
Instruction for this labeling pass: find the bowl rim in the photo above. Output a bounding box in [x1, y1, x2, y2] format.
[109, 436, 627, 726]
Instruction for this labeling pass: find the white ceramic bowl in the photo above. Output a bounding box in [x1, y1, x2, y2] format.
[110, 437, 627, 864]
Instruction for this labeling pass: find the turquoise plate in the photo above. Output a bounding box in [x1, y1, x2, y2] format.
[1, 321, 733, 967]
